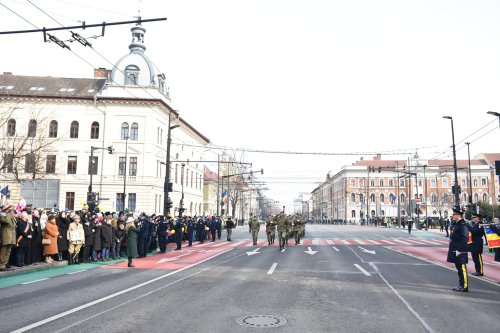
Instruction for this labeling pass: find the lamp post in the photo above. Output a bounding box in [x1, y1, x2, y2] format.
[443, 116, 460, 210]
[88, 145, 114, 211]
[123, 136, 129, 211]
[163, 120, 180, 217]
[487, 111, 500, 128]
[423, 164, 428, 231]
[465, 142, 473, 209]
[179, 163, 185, 217]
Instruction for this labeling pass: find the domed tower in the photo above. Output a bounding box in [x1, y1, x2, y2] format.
[110, 23, 169, 96]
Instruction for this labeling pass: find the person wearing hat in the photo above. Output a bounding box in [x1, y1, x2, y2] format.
[125, 216, 138, 267]
[0, 203, 16, 271]
[469, 212, 485, 276]
[446, 208, 469, 292]
[67, 215, 84, 265]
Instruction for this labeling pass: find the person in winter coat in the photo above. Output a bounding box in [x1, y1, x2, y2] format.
[92, 219, 103, 261]
[56, 212, 70, 261]
[101, 218, 113, 261]
[0, 204, 16, 271]
[15, 212, 32, 267]
[447, 208, 469, 292]
[157, 216, 168, 252]
[114, 222, 125, 259]
[67, 215, 84, 265]
[43, 214, 59, 263]
[125, 217, 139, 267]
[31, 210, 43, 263]
[81, 217, 95, 263]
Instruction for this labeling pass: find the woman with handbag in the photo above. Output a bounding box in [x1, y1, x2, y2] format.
[43, 214, 59, 263]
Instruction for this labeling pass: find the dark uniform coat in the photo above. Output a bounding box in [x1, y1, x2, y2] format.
[468, 221, 485, 254]
[56, 215, 70, 252]
[447, 219, 469, 264]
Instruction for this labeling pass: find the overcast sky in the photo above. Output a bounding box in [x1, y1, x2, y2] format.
[1, 0, 500, 209]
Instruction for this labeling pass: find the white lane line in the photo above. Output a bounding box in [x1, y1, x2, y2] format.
[66, 270, 87, 275]
[364, 240, 380, 245]
[419, 240, 441, 245]
[21, 278, 49, 285]
[379, 239, 395, 245]
[393, 239, 412, 245]
[369, 262, 434, 333]
[353, 239, 366, 245]
[267, 263, 278, 275]
[326, 240, 334, 245]
[332, 247, 340, 252]
[12, 248, 234, 333]
[340, 240, 350, 245]
[353, 264, 371, 276]
[211, 242, 227, 247]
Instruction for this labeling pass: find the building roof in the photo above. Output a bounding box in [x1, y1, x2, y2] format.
[204, 166, 218, 182]
[0, 73, 106, 98]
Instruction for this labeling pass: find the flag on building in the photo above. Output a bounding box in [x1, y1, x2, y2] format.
[0, 186, 8, 196]
[484, 225, 500, 249]
[221, 191, 228, 204]
[389, 193, 396, 204]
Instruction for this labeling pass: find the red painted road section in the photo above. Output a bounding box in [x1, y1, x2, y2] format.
[391, 246, 500, 282]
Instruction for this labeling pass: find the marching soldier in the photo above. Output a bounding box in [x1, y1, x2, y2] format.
[447, 208, 469, 292]
[469, 212, 485, 276]
[249, 214, 260, 245]
[265, 215, 276, 245]
[275, 212, 289, 251]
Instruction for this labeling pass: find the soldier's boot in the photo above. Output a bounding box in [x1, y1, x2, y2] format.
[74, 254, 80, 265]
[68, 254, 73, 265]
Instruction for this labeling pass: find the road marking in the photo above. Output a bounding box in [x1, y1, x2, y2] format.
[326, 240, 334, 245]
[332, 246, 339, 252]
[393, 239, 411, 245]
[11, 248, 234, 333]
[304, 247, 318, 255]
[340, 240, 350, 245]
[21, 278, 49, 285]
[354, 239, 366, 245]
[419, 240, 441, 245]
[312, 239, 319, 245]
[364, 239, 380, 245]
[66, 270, 87, 275]
[379, 239, 396, 245]
[358, 246, 376, 255]
[267, 263, 278, 275]
[353, 264, 371, 276]
[211, 242, 227, 247]
[369, 262, 434, 333]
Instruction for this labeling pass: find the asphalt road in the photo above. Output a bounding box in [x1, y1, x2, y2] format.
[1, 224, 499, 333]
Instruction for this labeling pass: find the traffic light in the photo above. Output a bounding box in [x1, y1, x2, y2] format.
[167, 182, 173, 192]
[87, 192, 97, 212]
[107, 145, 114, 154]
[166, 197, 173, 210]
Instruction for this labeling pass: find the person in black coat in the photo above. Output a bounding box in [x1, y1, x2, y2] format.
[173, 217, 184, 250]
[447, 208, 469, 292]
[468, 213, 485, 276]
[101, 219, 113, 261]
[92, 219, 102, 261]
[81, 217, 95, 263]
[56, 212, 70, 261]
[15, 212, 32, 267]
[157, 217, 168, 253]
[197, 218, 206, 244]
[114, 222, 125, 259]
[186, 218, 195, 247]
[31, 210, 43, 263]
[137, 214, 150, 258]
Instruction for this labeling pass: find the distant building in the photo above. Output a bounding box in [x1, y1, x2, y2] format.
[0, 23, 209, 215]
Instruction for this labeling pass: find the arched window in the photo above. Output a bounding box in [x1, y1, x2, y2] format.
[351, 210, 356, 218]
[70, 121, 79, 138]
[125, 65, 140, 85]
[431, 193, 437, 203]
[121, 122, 129, 140]
[379, 193, 385, 203]
[130, 122, 138, 140]
[370, 193, 375, 202]
[482, 193, 488, 202]
[350, 193, 356, 203]
[28, 119, 37, 137]
[474, 193, 479, 203]
[400, 193, 406, 204]
[473, 179, 478, 187]
[49, 120, 58, 138]
[7, 119, 16, 136]
[90, 121, 99, 139]
[461, 193, 467, 203]
[442, 193, 449, 204]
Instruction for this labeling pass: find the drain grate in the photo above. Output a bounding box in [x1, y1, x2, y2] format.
[236, 315, 286, 328]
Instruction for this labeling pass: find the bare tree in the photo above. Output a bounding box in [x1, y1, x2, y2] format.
[433, 192, 453, 220]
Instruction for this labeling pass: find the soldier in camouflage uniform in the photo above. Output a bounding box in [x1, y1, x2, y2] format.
[274, 212, 289, 251]
[291, 215, 303, 245]
[265, 215, 276, 245]
[248, 215, 260, 245]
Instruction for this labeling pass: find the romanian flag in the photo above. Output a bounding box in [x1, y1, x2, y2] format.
[221, 191, 228, 204]
[389, 193, 396, 204]
[484, 225, 500, 249]
[467, 231, 472, 245]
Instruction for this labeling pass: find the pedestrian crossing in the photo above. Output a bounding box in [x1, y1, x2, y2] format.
[183, 238, 450, 248]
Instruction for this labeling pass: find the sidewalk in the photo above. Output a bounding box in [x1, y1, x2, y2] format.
[0, 260, 68, 277]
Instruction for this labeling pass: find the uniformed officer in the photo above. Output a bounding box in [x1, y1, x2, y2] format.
[265, 216, 276, 245]
[447, 208, 469, 292]
[275, 212, 289, 251]
[173, 217, 184, 250]
[249, 215, 260, 245]
[469, 212, 485, 276]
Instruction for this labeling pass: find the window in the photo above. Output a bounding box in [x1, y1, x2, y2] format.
[191, 171, 194, 187]
[2, 153, 13, 173]
[443, 193, 449, 204]
[91, 121, 99, 139]
[7, 119, 16, 136]
[119, 157, 126, 176]
[88, 156, 98, 175]
[70, 121, 79, 138]
[400, 193, 405, 204]
[351, 193, 356, 203]
[473, 178, 478, 187]
[370, 193, 375, 202]
[125, 65, 139, 85]
[418, 179, 423, 187]
[121, 122, 129, 140]
[46, 155, 56, 173]
[442, 178, 448, 187]
[431, 178, 437, 187]
[350, 179, 355, 187]
[65, 192, 75, 210]
[379, 179, 384, 187]
[67, 156, 77, 174]
[380, 193, 385, 203]
[116, 193, 125, 212]
[388, 179, 394, 187]
[431, 193, 437, 203]
[128, 193, 136, 211]
[25, 153, 36, 173]
[49, 120, 58, 138]
[399, 179, 405, 187]
[129, 157, 137, 176]
[482, 193, 488, 202]
[175, 164, 178, 183]
[473, 193, 479, 203]
[370, 179, 375, 187]
[481, 178, 487, 187]
[360, 179, 365, 187]
[461, 178, 467, 188]
[130, 122, 138, 140]
[359, 193, 364, 204]
[351, 210, 356, 218]
[462, 193, 467, 203]
[28, 119, 37, 137]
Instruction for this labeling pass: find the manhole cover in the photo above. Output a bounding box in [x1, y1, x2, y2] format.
[236, 315, 286, 328]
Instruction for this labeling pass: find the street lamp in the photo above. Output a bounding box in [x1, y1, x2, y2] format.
[163, 119, 180, 217]
[122, 136, 129, 211]
[465, 142, 473, 209]
[487, 111, 500, 128]
[179, 163, 185, 217]
[443, 116, 460, 210]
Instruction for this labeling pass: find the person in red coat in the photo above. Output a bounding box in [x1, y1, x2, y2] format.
[43, 215, 59, 263]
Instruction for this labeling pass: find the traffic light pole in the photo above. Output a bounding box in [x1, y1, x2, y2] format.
[163, 116, 179, 217]
[87, 145, 113, 212]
